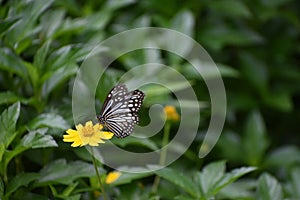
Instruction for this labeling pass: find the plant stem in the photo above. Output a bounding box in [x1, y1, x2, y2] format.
[90, 147, 108, 200]
[152, 122, 171, 193]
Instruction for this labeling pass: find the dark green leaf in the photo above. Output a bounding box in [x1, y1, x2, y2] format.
[289, 167, 300, 198]
[0, 91, 23, 105]
[239, 52, 269, 93]
[154, 167, 198, 197]
[42, 63, 78, 98]
[35, 159, 103, 186]
[0, 176, 4, 198]
[208, 0, 251, 18]
[265, 146, 300, 168]
[0, 17, 20, 35]
[264, 90, 293, 112]
[108, 171, 153, 186]
[5, 0, 54, 46]
[5, 173, 40, 197]
[199, 25, 263, 50]
[33, 40, 52, 71]
[242, 111, 269, 165]
[40, 9, 65, 38]
[0, 47, 28, 79]
[27, 113, 69, 130]
[257, 173, 283, 200]
[0, 102, 20, 148]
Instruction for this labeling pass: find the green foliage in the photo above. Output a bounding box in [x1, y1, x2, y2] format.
[1, 0, 300, 199]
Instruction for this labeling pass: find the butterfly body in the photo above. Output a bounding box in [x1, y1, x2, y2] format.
[97, 85, 145, 138]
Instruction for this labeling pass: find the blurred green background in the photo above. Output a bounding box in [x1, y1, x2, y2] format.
[1, 0, 300, 199]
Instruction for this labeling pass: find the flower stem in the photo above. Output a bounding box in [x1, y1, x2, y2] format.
[90, 147, 108, 200]
[152, 122, 171, 193]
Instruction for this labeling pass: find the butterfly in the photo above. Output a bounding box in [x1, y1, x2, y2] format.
[97, 84, 145, 138]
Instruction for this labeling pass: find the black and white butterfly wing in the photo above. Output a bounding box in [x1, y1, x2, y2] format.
[97, 84, 145, 138]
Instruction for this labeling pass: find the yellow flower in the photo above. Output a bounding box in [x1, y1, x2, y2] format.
[164, 105, 180, 122]
[63, 121, 113, 147]
[105, 171, 122, 184]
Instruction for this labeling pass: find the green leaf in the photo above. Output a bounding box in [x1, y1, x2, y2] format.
[35, 159, 103, 186]
[239, 52, 269, 93]
[0, 91, 23, 105]
[198, 161, 226, 196]
[5, 173, 40, 197]
[289, 167, 300, 198]
[0, 102, 20, 149]
[27, 113, 69, 130]
[154, 167, 198, 198]
[0, 47, 28, 79]
[171, 10, 194, 36]
[41, 63, 78, 98]
[0, 17, 20, 36]
[218, 180, 256, 199]
[24, 62, 39, 93]
[2, 128, 57, 170]
[208, 0, 251, 18]
[33, 40, 52, 71]
[213, 167, 256, 195]
[199, 25, 263, 50]
[62, 182, 79, 196]
[242, 111, 269, 165]
[289, 167, 300, 199]
[6, 0, 54, 46]
[264, 90, 293, 112]
[0, 176, 4, 198]
[265, 146, 300, 168]
[257, 173, 283, 200]
[107, 171, 153, 186]
[21, 128, 58, 149]
[40, 9, 65, 38]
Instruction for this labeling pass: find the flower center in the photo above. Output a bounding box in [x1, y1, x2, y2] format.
[82, 126, 94, 137]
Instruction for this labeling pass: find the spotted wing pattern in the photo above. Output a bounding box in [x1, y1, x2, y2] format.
[97, 84, 145, 138]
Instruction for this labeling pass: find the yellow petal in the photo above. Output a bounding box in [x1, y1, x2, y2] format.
[85, 121, 93, 127]
[75, 124, 83, 131]
[99, 131, 114, 139]
[105, 171, 122, 184]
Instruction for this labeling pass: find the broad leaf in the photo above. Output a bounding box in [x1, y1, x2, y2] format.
[42, 63, 78, 98]
[242, 111, 269, 165]
[198, 161, 226, 196]
[35, 159, 103, 186]
[0, 47, 28, 79]
[0, 17, 20, 34]
[2, 128, 57, 169]
[213, 167, 256, 195]
[288, 167, 300, 198]
[265, 146, 300, 168]
[0, 102, 20, 149]
[257, 173, 283, 200]
[0, 176, 4, 198]
[5, 173, 40, 197]
[0, 91, 24, 105]
[107, 171, 153, 186]
[21, 128, 58, 149]
[33, 40, 52, 71]
[27, 113, 69, 130]
[208, 0, 251, 18]
[154, 167, 198, 198]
